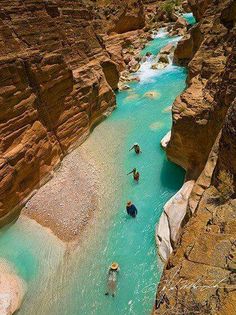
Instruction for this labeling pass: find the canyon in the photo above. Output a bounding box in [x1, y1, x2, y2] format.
[0, 0, 235, 314]
[0, 0, 150, 227]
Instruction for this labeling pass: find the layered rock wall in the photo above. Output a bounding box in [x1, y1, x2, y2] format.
[155, 0, 236, 314]
[0, 0, 147, 225]
[168, 0, 236, 179]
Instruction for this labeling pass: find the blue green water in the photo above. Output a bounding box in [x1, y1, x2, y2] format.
[141, 32, 181, 56]
[183, 13, 196, 25]
[0, 32, 186, 315]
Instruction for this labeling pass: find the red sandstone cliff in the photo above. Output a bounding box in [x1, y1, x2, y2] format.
[154, 0, 236, 314]
[168, 0, 236, 179]
[0, 0, 146, 225]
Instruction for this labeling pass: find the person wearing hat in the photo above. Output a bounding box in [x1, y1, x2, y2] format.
[127, 168, 140, 182]
[105, 262, 120, 297]
[129, 143, 142, 154]
[126, 201, 138, 218]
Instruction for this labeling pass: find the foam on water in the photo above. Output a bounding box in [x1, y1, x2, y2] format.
[151, 28, 168, 39]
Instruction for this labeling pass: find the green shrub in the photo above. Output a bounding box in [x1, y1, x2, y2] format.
[161, 0, 182, 15]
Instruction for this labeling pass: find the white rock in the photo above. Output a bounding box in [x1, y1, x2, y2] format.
[0, 260, 26, 315]
[160, 131, 171, 149]
[0, 294, 11, 315]
[156, 180, 195, 262]
[156, 213, 173, 262]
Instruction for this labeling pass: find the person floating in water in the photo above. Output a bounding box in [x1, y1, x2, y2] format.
[129, 143, 142, 155]
[105, 262, 120, 297]
[126, 201, 138, 218]
[127, 168, 140, 182]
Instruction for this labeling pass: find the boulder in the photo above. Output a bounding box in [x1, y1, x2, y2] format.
[173, 16, 188, 30]
[108, 0, 145, 34]
[160, 131, 171, 149]
[160, 43, 175, 55]
[151, 62, 167, 70]
[158, 54, 169, 64]
[129, 63, 141, 73]
[156, 180, 195, 261]
[173, 34, 193, 65]
[0, 260, 26, 315]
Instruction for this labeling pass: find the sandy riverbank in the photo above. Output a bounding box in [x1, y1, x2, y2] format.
[22, 118, 129, 243]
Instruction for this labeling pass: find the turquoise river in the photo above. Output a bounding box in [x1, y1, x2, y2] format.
[0, 18, 195, 315]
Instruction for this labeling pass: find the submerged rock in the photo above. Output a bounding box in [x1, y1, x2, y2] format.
[144, 91, 160, 99]
[149, 121, 164, 130]
[125, 94, 140, 101]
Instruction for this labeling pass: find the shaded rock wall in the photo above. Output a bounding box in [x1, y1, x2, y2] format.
[168, 0, 236, 179]
[0, 0, 145, 225]
[214, 99, 236, 189]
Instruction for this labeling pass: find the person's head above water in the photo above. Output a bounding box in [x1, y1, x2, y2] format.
[110, 262, 119, 271]
[127, 201, 132, 207]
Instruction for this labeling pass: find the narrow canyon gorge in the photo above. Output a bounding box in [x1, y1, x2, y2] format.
[0, 0, 235, 314]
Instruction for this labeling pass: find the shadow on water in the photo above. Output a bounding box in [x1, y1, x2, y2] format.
[160, 158, 185, 190]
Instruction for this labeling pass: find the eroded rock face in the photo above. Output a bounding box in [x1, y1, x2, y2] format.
[90, 0, 145, 35]
[188, 0, 212, 21]
[107, 0, 145, 34]
[0, 0, 148, 224]
[155, 0, 236, 313]
[214, 100, 236, 189]
[168, 0, 236, 179]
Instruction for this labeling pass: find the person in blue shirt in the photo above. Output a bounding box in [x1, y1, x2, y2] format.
[126, 201, 138, 218]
